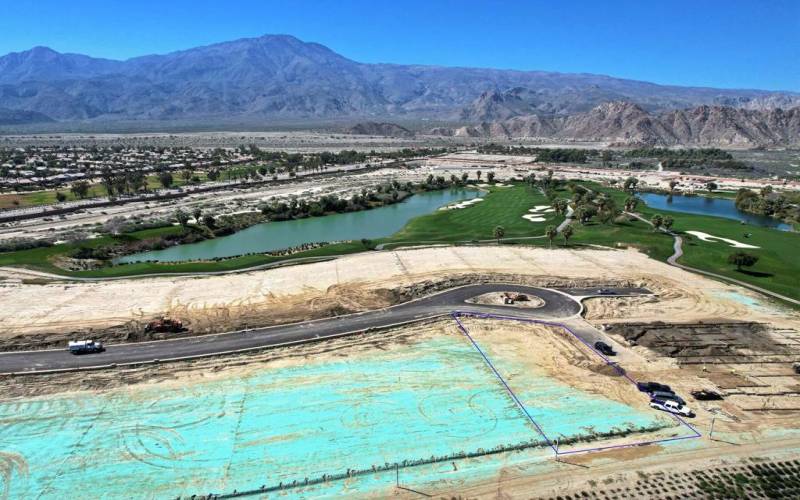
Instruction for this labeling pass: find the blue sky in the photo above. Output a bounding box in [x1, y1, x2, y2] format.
[2, 0, 799, 91]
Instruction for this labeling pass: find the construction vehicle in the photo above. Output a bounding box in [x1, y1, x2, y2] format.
[502, 292, 529, 304]
[145, 317, 184, 333]
[68, 340, 104, 354]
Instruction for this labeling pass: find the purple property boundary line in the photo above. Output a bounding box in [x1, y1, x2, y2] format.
[450, 311, 702, 457]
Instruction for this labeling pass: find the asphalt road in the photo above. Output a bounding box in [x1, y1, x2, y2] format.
[1, 284, 596, 374]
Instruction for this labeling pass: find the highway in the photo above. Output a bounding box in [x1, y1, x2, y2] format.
[0, 284, 649, 374]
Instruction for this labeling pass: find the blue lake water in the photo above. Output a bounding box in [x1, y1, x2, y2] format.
[640, 193, 792, 231]
[118, 188, 481, 263]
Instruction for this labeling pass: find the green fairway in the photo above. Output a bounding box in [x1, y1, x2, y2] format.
[583, 182, 800, 301]
[385, 184, 563, 244]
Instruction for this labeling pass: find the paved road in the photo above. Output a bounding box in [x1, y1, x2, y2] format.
[0, 284, 587, 374]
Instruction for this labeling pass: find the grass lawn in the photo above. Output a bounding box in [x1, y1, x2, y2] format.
[580, 182, 800, 301]
[384, 183, 563, 245]
[0, 173, 208, 210]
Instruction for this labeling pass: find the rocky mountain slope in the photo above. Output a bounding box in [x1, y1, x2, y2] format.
[0, 107, 54, 125]
[432, 101, 800, 147]
[1, 34, 797, 123]
[345, 122, 414, 137]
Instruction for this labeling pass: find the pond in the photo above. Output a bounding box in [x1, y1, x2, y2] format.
[640, 193, 792, 231]
[117, 188, 481, 263]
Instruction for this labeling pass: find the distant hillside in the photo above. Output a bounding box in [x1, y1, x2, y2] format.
[0, 107, 54, 125]
[0, 34, 797, 124]
[345, 122, 414, 137]
[430, 102, 800, 147]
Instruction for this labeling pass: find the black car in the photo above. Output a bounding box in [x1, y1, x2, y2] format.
[637, 381, 672, 393]
[691, 389, 723, 401]
[651, 390, 686, 406]
[594, 341, 615, 356]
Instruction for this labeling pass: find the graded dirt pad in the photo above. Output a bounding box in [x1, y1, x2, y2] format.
[456, 318, 656, 414]
[0, 319, 678, 499]
[602, 321, 800, 418]
[1, 246, 797, 349]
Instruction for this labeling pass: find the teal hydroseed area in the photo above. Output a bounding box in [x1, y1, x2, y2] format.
[1, 330, 673, 498]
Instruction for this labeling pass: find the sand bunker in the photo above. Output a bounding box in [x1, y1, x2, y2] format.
[685, 231, 760, 249]
[439, 198, 483, 210]
[522, 205, 554, 223]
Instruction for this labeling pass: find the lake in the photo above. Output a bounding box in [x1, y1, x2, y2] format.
[640, 193, 792, 231]
[118, 188, 481, 263]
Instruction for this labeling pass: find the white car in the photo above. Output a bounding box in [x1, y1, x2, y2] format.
[650, 398, 694, 417]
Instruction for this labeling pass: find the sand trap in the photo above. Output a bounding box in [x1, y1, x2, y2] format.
[477, 183, 509, 188]
[522, 205, 553, 223]
[439, 198, 484, 210]
[685, 231, 760, 249]
[522, 214, 546, 222]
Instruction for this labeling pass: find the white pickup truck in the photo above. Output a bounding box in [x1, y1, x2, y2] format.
[650, 398, 694, 418]
[68, 340, 104, 354]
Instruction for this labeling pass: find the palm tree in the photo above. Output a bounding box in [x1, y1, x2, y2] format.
[545, 225, 557, 248]
[651, 214, 664, 231]
[561, 224, 574, 246]
[624, 196, 639, 212]
[493, 225, 505, 243]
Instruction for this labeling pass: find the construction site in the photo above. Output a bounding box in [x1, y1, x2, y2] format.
[1, 246, 799, 498]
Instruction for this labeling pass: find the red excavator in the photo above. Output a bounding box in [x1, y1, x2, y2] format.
[145, 317, 184, 333]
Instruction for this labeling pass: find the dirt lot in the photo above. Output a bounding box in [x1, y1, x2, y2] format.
[3, 313, 799, 498]
[0, 246, 796, 350]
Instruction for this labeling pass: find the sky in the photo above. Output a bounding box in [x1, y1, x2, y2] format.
[2, 0, 799, 91]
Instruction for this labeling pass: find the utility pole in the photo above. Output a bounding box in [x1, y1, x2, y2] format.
[709, 415, 716, 441]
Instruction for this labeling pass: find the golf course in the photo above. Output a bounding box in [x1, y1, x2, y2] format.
[0, 181, 797, 304]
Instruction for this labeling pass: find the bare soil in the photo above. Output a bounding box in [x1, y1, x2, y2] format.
[4, 246, 794, 351]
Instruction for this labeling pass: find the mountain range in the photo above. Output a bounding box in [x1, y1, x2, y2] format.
[1, 34, 799, 146]
[430, 101, 800, 147]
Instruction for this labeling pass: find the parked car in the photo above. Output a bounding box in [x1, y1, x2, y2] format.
[650, 398, 694, 418]
[651, 391, 686, 406]
[594, 341, 616, 356]
[68, 340, 104, 354]
[691, 389, 723, 401]
[637, 381, 672, 393]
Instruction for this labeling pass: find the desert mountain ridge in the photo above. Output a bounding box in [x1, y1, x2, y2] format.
[433, 101, 800, 147]
[1, 34, 798, 126]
